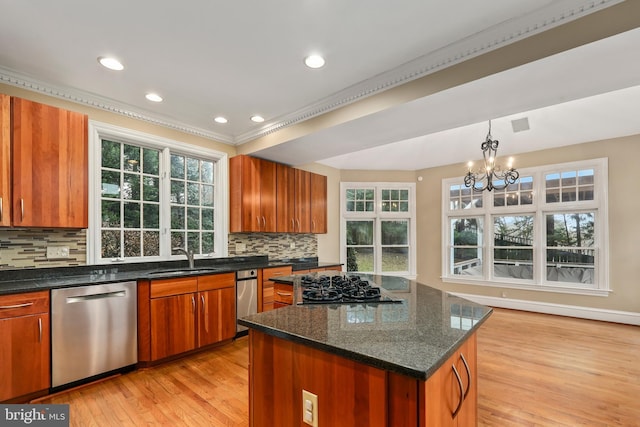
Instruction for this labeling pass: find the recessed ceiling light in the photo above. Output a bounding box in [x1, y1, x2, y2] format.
[214, 116, 228, 124]
[250, 115, 265, 123]
[98, 56, 124, 71]
[145, 93, 163, 102]
[304, 54, 325, 69]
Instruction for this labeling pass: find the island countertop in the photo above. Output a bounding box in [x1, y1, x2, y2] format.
[238, 273, 492, 380]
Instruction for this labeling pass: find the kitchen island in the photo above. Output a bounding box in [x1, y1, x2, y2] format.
[238, 273, 492, 427]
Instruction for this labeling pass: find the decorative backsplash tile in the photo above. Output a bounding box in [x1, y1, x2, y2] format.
[0, 229, 316, 270]
[0, 229, 87, 269]
[228, 233, 317, 259]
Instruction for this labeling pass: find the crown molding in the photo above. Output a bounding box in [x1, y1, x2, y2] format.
[0, 68, 234, 145]
[0, 0, 622, 146]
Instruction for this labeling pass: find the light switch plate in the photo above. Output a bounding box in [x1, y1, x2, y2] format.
[235, 243, 246, 253]
[302, 390, 318, 427]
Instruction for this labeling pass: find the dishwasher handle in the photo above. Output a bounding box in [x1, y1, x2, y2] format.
[66, 290, 127, 303]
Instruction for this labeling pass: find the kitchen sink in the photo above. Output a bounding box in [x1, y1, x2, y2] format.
[146, 268, 221, 278]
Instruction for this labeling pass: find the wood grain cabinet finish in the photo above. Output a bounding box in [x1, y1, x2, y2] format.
[230, 155, 276, 232]
[260, 266, 292, 311]
[248, 330, 478, 426]
[232, 155, 327, 234]
[144, 273, 236, 362]
[11, 97, 88, 228]
[0, 291, 50, 402]
[0, 94, 10, 227]
[310, 172, 327, 233]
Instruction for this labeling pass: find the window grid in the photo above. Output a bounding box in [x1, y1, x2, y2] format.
[442, 158, 608, 293]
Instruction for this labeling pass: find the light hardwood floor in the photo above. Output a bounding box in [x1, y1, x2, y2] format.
[37, 308, 640, 426]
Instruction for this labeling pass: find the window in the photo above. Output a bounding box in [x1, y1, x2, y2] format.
[442, 158, 608, 295]
[341, 183, 416, 277]
[89, 122, 228, 264]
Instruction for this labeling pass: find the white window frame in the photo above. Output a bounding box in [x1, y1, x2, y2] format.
[442, 158, 609, 296]
[87, 121, 229, 264]
[340, 182, 417, 278]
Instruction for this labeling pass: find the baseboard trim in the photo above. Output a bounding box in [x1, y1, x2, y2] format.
[451, 292, 640, 326]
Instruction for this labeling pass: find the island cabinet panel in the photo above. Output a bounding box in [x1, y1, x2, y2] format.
[0, 291, 50, 402]
[11, 97, 88, 228]
[230, 155, 276, 232]
[0, 94, 10, 227]
[420, 333, 477, 427]
[249, 330, 388, 427]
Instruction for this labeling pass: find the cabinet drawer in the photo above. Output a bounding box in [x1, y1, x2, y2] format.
[274, 283, 293, 305]
[150, 278, 197, 298]
[0, 290, 49, 319]
[198, 273, 235, 291]
[263, 266, 292, 281]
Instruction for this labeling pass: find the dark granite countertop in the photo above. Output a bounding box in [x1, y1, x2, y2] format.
[0, 256, 341, 295]
[238, 274, 492, 381]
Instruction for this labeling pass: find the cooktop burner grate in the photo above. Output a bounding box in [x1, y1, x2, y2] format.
[299, 274, 399, 305]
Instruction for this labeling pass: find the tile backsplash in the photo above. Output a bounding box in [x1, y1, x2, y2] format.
[228, 233, 317, 259]
[0, 229, 316, 269]
[0, 229, 87, 269]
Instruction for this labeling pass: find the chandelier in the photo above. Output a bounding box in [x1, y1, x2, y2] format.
[464, 121, 519, 192]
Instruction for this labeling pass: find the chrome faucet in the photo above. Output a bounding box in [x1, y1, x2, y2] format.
[173, 247, 194, 269]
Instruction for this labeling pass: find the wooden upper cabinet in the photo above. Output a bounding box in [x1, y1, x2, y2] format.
[276, 163, 295, 233]
[231, 154, 327, 234]
[294, 169, 311, 233]
[310, 172, 327, 234]
[0, 94, 10, 227]
[11, 97, 88, 228]
[230, 155, 276, 232]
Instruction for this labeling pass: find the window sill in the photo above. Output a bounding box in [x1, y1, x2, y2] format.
[441, 276, 611, 297]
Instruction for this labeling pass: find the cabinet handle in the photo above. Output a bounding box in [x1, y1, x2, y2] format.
[0, 196, 3, 222]
[38, 317, 43, 343]
[0, 302, 34, 310]
[256, 216, 261, 229]
[20, 198, 24, 221]
[296, 218, 300, 231]
[262, 216, 266, 228]
[452, 364, 465, 418]
[201, 295, 205, 314]
[192, 295, 196, 313]
[291, 218, 294, 230]
[460, 353, 471, 399]
[311, 219, 315, 232]
[276, 291, 292, 296]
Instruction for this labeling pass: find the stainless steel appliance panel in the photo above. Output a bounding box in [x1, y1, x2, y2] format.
[236, 269, 258, 333]
[51, 281, 137, 388]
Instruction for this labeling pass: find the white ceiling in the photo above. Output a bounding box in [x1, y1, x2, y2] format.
[0, 0, 637, 170]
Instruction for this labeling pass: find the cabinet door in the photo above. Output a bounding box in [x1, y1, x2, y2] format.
[150, 294, 196, 360]
[0, 313, 50, 401]
[258, 158, 277, 232]
[274, 283, 294, 306]
[0, 94, 10, 227]
[276, 163, 295, 232]
[198, 287, 236, 347]
[11, 97, 88, 228]
[310, 172, 327, 234]
[294, 169, 311, 232]
[455, 334, 477, 426]
[230, 155, 261, 232]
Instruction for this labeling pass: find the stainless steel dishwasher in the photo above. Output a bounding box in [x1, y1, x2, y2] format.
[236, 269, 258, 335]
[51, 281, 137, 389]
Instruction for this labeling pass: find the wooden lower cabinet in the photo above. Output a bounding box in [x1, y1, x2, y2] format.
[0, 291, 50, 402]
[260, 266, 292, 311]
[141, 273, 236, 363]
[248, 330, 478, 427]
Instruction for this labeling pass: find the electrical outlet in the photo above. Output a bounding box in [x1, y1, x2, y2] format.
[289, 242, 296, 249]
[302, 390, 318, 427]
[47, 246, 70, 259]
[235, 243, 246, 253]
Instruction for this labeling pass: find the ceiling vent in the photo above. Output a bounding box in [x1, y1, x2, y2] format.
[511, 117, 530, 133]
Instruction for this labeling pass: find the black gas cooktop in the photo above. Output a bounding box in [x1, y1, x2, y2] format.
[298, 274, 401, 305]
